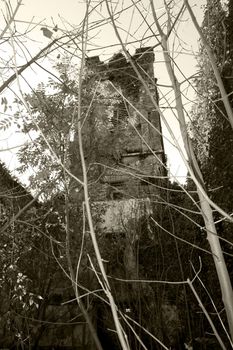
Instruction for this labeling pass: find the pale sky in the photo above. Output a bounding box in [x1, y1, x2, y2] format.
[0, 0, 207, 184]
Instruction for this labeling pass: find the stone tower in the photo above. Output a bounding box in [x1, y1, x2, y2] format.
[83, 50, 168, 347]
[85, 47, 166, 233]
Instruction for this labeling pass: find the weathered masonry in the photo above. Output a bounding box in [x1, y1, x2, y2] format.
[86, 47, 166, 233]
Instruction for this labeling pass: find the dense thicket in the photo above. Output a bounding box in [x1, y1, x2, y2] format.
[192, 0, 233, 262]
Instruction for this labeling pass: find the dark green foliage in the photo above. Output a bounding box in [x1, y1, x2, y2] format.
[0, 164, 41, 346]
[192, 0, 233, 251]
[0, 160, 84, 347]
[190, 1, 233, 346]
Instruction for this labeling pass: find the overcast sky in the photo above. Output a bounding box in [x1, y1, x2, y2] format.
[0, 0, 207, 183]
